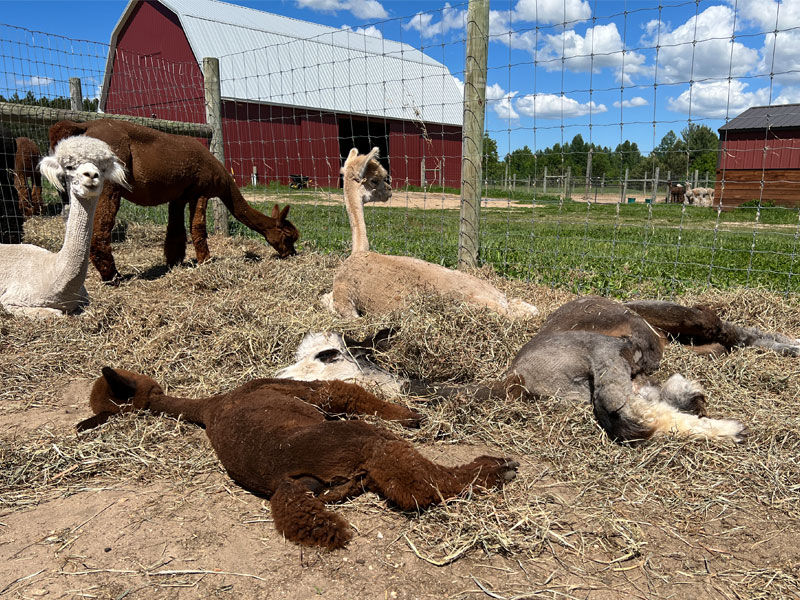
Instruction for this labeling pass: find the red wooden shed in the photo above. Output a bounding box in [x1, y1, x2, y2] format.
[716, 104, 800, 207]
[99, 0, 464, 189]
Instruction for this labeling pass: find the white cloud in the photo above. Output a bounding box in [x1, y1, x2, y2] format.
[488, 11, 539, 50]
[667, 80, 771, 118]
[486, 83, 519, 120]
[773, 86, 800, 104]
[727, 0, 800, 31]
[613, 96, 649, 108]
[642, 5, 759, 84]
[15, 76, 53, 87]
[451, 75, 464, 97]
[516, 93, 607, 119]
[514, 0, 592, 26]
[403, 3, 466, 39]
[756, 28, 800, 83]
[539, 23, 649, 84]
[340, 24, 383, 38]
[296, 0, 387, 20]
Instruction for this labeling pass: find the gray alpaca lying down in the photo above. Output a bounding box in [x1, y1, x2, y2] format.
[280, 297, 800, 443]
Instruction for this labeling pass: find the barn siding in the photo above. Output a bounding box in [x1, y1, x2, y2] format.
[714, 168, 800, 208]
[105, 1, 205, 123]
[103, 1, 463, 191]
[719, 129, 800, 170]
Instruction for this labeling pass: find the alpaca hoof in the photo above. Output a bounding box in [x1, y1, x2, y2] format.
[684, 392, 707, 417]
[474, 456, 520, 487]
[501, 460, 520, 481]
[402, 410, 425, 429]
[733, 424, 750, 443]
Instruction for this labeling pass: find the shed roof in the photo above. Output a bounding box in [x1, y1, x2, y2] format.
[719, 104, 800, 131]
[103, 0, 463, 126]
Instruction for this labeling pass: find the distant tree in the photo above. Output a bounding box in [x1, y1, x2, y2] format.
[681, 123, 718, 178]
[506, 145, 536, 179]
[481, 134, 504, 182]
[652, 130, 688, 179]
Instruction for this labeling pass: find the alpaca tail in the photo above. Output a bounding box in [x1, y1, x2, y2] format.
[77, 367, 208, 431]
[270, 478, 353, 550]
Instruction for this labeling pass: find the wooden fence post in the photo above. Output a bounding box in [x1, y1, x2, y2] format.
[621, 167, 629, 204]
[543, 166, 548, 194]
[458, 0, 489, 270]
[585, 148, 593, 200]
[564, 166, 571, 200]
[651, 166, 660, 204]
[69, 78, 82, 112]
[203, 56, 229, 236]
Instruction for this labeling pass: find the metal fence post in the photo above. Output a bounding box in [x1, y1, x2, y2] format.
[203, 56, 229, 236]
[458, 0, 489, 270]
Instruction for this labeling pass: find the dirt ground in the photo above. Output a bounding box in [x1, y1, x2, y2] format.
[2, 221, 800, 599]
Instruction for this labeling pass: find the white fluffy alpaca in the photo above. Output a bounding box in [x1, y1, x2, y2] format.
[0, 135, 128, 318]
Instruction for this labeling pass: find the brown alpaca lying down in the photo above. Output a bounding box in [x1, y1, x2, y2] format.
[78, 368, 519, 549]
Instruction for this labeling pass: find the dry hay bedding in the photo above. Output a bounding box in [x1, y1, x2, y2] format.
[0, 220, 799, 599]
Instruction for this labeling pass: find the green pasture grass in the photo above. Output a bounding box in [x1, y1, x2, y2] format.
[117, 198, 800, 296]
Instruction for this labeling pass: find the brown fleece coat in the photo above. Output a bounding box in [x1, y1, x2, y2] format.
[49, 119, 299, 281]
[14, 137, 43, 217]
[78, 368, 518, 549]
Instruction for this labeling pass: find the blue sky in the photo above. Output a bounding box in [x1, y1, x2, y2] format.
[1, 0, 798, 156]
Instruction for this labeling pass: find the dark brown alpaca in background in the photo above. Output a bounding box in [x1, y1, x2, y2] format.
[14, 137, 43, 217]
[49, 119, 299, 282]
[78, 368, 518, 549]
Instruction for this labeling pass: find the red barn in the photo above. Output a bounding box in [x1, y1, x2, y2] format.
[716, 104, 800, 207]
[99, 0, 464, 188]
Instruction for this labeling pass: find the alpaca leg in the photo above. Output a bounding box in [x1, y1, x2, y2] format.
[14, 173, 32, 218]
[90, 186, 123, 282]
[31, 170, 43, 215]
[627, 395, 747, 442]
[270, 478, 353, 550]
[363, 440, 518, 511]
[624, 300, 800, 355]
[307, 380, 422, 426]
[188, 196, 211, 264]
[164, 200, 188, 267]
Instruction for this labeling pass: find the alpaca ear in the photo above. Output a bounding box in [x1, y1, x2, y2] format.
[101, 367, 137, 401]
[279, 204, 290, 223]
[108, 160, 131, 191]
[271, 204, 280, 219]
[39, 155, 65, 192]
[358, 147, 380, 180]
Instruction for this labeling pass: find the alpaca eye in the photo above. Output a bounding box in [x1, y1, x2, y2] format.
[370, 179, 379, 186]
[314, 349, 341, 363]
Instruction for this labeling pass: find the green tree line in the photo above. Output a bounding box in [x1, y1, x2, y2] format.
[482, 124, 719, 184]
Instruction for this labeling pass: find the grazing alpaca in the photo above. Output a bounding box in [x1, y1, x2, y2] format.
[275, 328, 408, 396]
[322, 148, 538, 319]
[0, 136, 129, 317]
[666, 182, 685, 204]
[295, 298, 800, 444]
[0, 127, 23, 244]
[49, 119, 299, 282]
[14, 137, 43, 217]
[77, 367, 519, 549]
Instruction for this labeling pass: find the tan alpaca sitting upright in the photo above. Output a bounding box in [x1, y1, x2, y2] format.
[322, 148, 538, 319]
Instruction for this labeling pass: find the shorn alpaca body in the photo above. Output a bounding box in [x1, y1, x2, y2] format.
[322, 147, 538, 319]
[78, 368, 518, 549]
[0, 136, 128, 317]
[684, 182, 715, 207]
[14, 137, 43, 217]
[498, 296, 800, 443]
[49, 120, 299, 282]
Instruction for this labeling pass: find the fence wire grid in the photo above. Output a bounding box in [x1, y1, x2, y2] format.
[1, 0, 800, 297]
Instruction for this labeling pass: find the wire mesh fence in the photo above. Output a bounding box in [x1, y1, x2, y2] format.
[1, 0, 800, 296]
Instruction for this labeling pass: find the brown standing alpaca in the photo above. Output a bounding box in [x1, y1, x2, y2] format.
[14, 137, 43, 217]
[77, 368, 519, 549]
[49, 119, 299, 282]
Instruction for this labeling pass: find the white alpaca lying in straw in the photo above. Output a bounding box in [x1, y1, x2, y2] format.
[321, 147, 538, 319]
[0, 135, 128, 318]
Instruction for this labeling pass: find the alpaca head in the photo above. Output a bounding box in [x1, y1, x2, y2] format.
[40, 135, 129, 202]
[342, 147, 392, 205]
[275, 329, 406, 395]
[267, 203, 299, 257]
[89, 367, 164, 414]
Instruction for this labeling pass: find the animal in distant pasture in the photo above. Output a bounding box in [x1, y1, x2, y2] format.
[49, 119, 299, 282]
[77, 367, 519, 550]
[322, 147, 538, 319]
[0, 127, 23, 244]
[14, 137, 43, 217]
[666, 182, 685, 204]
[0, 135, 129, 317]
[684, 182, 715, 207]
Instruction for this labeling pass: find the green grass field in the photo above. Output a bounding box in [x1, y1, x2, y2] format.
[118, 194, 800, 297]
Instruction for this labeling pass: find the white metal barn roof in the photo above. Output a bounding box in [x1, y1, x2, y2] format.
[103, 0, 463, 126]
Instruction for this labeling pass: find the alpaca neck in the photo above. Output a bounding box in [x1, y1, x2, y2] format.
[148, 393, 211, 426]
[52, 191, 97, 295]
[343, 177, 369, 254]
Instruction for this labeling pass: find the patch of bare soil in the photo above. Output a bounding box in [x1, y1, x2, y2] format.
[2, 221, 799, 599]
